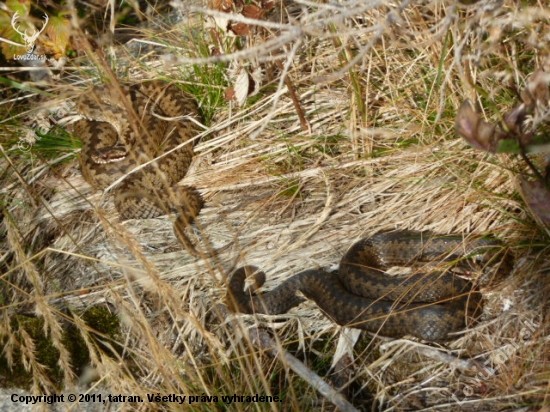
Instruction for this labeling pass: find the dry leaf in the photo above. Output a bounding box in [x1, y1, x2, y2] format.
[249, 66, 262, 97]
[455, 100, 510, 153]
[234, 69, 251, 105]
[0, 2, 36, 59]
[519, 178, 550, 226]
[41, 14, 71, 59]
[521, 69, 550, 110]
[261, 0, 275, 11]
[211, 0, 233, 12]
[242, 5, 265, 20]
[230, 22, 250, 36]
[224, 87, 236, 102]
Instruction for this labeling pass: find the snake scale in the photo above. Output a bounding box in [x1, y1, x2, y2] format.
[226, 231, 510, 341]
[75, 80, 203, 254]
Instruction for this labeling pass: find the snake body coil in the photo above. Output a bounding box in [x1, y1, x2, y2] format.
[76, 80, 203, 254]
[227, 231, 509, 341]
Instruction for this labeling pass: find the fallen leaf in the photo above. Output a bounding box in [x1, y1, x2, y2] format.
[41, 14, 71, 59]
[234, 68, 252, 105]
[261, 0, 275, 11]
[519, 177, 550, 226]
[230, 22, 250, 36]
[211, 0, 233, 12]
[521, 69, 550, 110]
[242, 4, 265, 20]
[224, 87, 236, 101]
[455, 100, 511, 153]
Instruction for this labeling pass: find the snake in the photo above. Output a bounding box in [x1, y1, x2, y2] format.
[75, 80, 204, 255]
[226, 231, 511, 341]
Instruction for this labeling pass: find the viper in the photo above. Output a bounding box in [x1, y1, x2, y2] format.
[75, 80, 203, 255]
[226, 231, 510, 341]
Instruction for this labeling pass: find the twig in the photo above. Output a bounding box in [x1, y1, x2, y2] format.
[216, 304, 358, 411]
[380, 339, 491, 373]
[274, 59, 310, 133]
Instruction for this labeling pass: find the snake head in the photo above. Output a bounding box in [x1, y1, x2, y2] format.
[91, 145, 128, 164]
[462, 243, 513, 287]
[225, 266, 266, 313]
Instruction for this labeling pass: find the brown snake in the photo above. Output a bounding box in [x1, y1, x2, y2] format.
[75, 80, 203, 254]
[226, 231, 511, 341]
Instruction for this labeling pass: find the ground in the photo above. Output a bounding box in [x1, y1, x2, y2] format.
[0, 0, 549, 410]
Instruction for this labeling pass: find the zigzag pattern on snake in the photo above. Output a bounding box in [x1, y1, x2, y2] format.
[226, 231, 510, 341]
[75, 80, 203, 255]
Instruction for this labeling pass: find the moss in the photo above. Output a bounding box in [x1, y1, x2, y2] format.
[63, 306, 122, 376]
[0, 315, 61, 388]
[81, 306, 120, 338]
[0, 305, 121, 390]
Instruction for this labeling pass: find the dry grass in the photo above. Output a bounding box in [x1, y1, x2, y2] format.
[1, 0, 549, 410]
